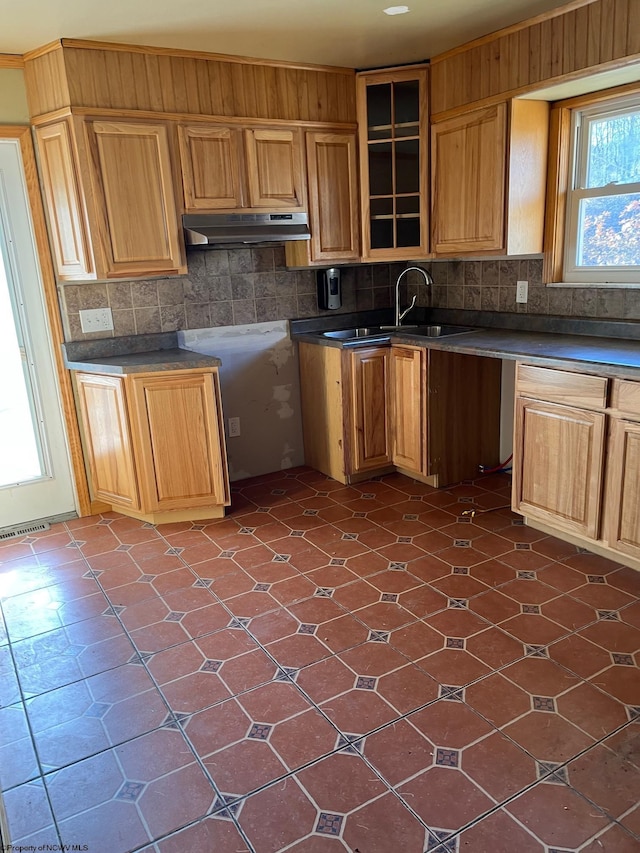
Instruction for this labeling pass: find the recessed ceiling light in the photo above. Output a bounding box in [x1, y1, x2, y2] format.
[384, 5, 410, 14]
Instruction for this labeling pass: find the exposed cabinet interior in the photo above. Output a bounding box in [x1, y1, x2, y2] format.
[36, 116, 186, 281]
[357, 66, 429, 261]
[75, 367, 230, 524]
[431, 99, 549, 256]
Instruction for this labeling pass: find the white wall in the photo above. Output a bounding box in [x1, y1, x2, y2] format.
[0, 69, 29, 124]
[180, 321, 305, 481]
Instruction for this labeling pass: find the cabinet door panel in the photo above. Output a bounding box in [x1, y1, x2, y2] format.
[75, 373, 139, 509]
[127, 371, 228, 511]
[350, 348, 390, 473]
[306, 131, 359, 261]
[391, 346, 424, 474]
[357, 68, 429, 261]
[35, 121, 94, 280]
[179, 125, 243, 210]
[432, 103, 507, 254]
[513, 398, 605, 539]
[606, 419, 640, 559]
[88, 121, 185, 276]
[244, 128, 304, 209]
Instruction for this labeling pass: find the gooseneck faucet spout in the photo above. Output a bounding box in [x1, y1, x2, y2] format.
[394, 266, 433, 327]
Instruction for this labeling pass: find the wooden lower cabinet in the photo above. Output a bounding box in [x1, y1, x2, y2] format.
[298, 343, 392, 484]
[390, 346, 424, 474]
[350, 347, 391, 474]
[513, 365, 640, 571]
[75, 373, 140, 510]
[75, 368, 230, 523]
[299, 341, 500, 488]
[390, 345, 501, 486]
[606, 418, 640, 560]
[513, 397, 605, 540]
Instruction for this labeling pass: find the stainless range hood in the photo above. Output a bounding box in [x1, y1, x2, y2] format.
[183, 212, 310, 247]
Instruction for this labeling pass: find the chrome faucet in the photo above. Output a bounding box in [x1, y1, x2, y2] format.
[394, 266, 433, 327]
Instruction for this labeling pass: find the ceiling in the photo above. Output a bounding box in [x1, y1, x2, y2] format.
[2, 0, 571, 69]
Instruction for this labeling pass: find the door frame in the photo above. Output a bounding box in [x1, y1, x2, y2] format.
[1, 126, 92, 516]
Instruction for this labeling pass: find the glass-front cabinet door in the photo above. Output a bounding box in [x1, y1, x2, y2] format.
[356, 66, 429, 261]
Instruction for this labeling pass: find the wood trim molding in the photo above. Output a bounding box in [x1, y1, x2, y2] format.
[0, 54, 24, 69]
[30, 105, 358, 132]
[0, 126, 92, 516]
[23, 37, 355, 76]
[431, 0, 599, 65]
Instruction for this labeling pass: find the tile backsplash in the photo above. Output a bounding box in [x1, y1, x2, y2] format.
[407, 258, 640, 320]
[59, 247, 402, 341]
[59, 249, 639, 341]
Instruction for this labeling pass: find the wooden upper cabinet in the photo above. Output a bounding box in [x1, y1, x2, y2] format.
[357, 67, 429, 261]
[35, 120, 94, 280]
[85, 120, 186, 277]
[244, 128, 305, 209]
[35, 116, 186, 280]
[431, 99, 548, 256]
[431, 103, 507, 254]
[306, 131, 359, 262]
[178, 125, 244, 210]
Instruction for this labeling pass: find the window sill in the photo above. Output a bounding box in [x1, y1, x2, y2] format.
[546, 281, 640, 289]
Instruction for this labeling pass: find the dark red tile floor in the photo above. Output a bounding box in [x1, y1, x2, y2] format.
[1, 468, 639, 852]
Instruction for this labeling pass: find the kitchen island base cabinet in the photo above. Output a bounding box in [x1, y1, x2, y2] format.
[75, 368, 230, 525]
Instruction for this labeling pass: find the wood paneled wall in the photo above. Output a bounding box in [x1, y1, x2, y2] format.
[24, 40, 356, 124]
[431, 0, 640, 116]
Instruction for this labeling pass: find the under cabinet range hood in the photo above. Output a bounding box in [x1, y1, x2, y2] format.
[183, 212, 310, 247]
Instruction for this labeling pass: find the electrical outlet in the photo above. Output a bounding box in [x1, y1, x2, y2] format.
[228, 417, 241, 437]
[79, 307, 114, 333]
[516, 280, 529, 304]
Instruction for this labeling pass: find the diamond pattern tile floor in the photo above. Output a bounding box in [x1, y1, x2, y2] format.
[0, 467, 639, 852]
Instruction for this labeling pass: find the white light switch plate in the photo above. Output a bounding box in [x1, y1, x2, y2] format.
[516, 280, 529, 304]
[79, 307, 114, 333]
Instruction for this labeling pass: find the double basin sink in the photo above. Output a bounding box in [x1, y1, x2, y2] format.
[322, 324, 476, 344]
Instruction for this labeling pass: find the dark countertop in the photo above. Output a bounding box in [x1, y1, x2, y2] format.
[62, 333, 221, 374]
[64, 348, 222, 374]
[290, 311, 640, 378]
[393, 327, 640, 377]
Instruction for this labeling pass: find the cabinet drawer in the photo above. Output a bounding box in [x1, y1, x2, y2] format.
[611, 379, 640, 416]
[516, 364, 607, 409]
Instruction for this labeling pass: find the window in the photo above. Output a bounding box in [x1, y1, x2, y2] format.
[562, 93, 640, 284]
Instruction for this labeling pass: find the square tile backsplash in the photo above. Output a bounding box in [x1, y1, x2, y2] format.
[58, 248, 640, 341]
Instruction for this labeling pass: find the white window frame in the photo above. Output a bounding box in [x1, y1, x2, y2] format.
[563, 92, 640, 285]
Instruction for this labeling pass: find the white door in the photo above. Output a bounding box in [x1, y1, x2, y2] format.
[0, 138, 76, 528]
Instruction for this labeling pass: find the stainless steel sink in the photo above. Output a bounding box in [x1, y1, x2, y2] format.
[321, 324, 476, 343]
[405, 324, 477, 337]
[322, 327, 389, 341]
